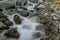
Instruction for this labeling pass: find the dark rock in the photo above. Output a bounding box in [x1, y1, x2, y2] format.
[4, 28, 19, 38]
[5, 4, 16, 15]
[6, 5, 16, 9]
[0, 9, 3, 12]
[14, 15, 22, 24]
[0, 21, 9, 30]
[40, 37, 49, 40]
[19, 7, 28, 10]
[33, 32, 41, 38]
[0, 13, 8, 22]
[5, 21, 13, 26]
[0, 30, 3, 33]
[19, 10, 29, 17]
[0, 12, 5, 17]
[16, 2, 22, 6]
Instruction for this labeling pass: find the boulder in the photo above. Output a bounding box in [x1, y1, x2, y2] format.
[13, 15, 22, 24]
[5, 5, 16, 15]
[0, 1, 14, 9]
[4, 28, 19, 38]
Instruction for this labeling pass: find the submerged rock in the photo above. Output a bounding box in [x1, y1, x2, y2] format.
[4, 28, 19, 38]
[14, 15, 22, 24]
[35, 25, 45, 31]
[33, 32, 41, 38]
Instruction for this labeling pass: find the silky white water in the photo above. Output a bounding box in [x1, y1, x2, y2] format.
[7, 13, 39, 40]
[4, 13, 46, 40]
[2, 0, 46, 40]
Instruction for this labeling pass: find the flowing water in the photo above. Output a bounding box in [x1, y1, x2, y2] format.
[8, 14, 39, 40]
[2, 0, 46, 40]
[3, 12, 46, 40]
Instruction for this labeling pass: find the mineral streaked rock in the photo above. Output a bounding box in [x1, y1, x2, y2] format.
[14, 15, 22, 24]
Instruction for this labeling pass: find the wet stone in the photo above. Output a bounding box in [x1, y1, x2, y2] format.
[0, 13, 8, 22]
[29, 0, 38, 3]
[4, 28, 19, 38]
[5, 21, 13, 26]
[0, 0, 15, 9]
[14, 15, 22, 24]
[40, 38, 49, 40]
[0, 30, 3, 33]
[33, 32, 41, 38]
[0, 21, 9, 30]
[35, 25, 45, 31]
[19, 10, 29, 17]
[5, 5, 16, 15]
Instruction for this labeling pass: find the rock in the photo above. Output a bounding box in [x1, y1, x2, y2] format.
[40, 37, 49, 40]
[35, 25, 45, 31]
[0, 9, 3, 12]
[16, 2, 22, 6]
[38, 15, 53, 24]
[33, 32, 41, 38]
[4, 28, 19, 38]
[0, 0, 15, 9]
[36, 4, 45, 11]
[5, 20, 13, 26]
[29, 0, 38, 3]
[0, 12, 5, 17]
[14, 15, 22, 24]
[0, 13, 8, 22]
[39, 17, 48, 24]
[0, 37, 18, 40]
[0, 21, 9, 30]
[19, 10, 29, 17]
[0, 30, 3, 33]
[16, 0, 27, 5]
[5, 5, 16, 15]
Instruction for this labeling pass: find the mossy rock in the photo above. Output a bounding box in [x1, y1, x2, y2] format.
[29, 0, 38, 3]
[0, 37, 9, 40]
[16, 0, 27, 3]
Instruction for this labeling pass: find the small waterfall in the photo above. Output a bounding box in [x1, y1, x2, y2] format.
[2, 0, 46, 40]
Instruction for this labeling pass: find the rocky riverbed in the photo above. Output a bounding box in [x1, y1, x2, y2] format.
[0, 0, 60, 40]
